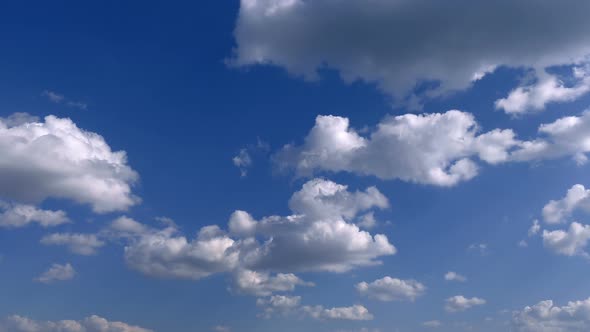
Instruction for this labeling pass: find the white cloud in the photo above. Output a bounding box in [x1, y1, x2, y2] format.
[496, 66, 590, 114]
[444, 271, 467, 282]
[231, 269, 313, 296]
[445, 296, 486, 313]
[277, 111, 590, 186]
[302, 304, 373, 321]
[423, 320, 442, 328]
[468, 243, 489, 255]
[35, 263, 75, 284]
[110, 179, 395, 280]
[512, 297, 590, 332]
[41, 90, 65, 103]
[529, 220, 541, 236]
[213, 326, 231, 332]
[0, 314, 152, 332]
[40, 233, 105, 256]
[0, 114, 139, 213]
[356, 276, 425, 302]
[542, 222, 590, 257]
[275, 112, 518, 186]
[0, 201, 69, 228]
[256, 295, 374, 321]
[233, 148, 252, 177]
[231, 0, 590, 107]
[542, 185, 590, 224]
[511, 111, 590, 165]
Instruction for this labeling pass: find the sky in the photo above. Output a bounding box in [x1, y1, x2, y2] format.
[2, 1, 590, 331]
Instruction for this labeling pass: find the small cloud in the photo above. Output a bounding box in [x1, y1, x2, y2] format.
[66, 101, 88, 110]
[41, 90, 64, 103]
[518, 240, 528, 248]
[233, 148, 252, 177]
[213, 326, 231, 332]
[444, 271, 467, 282]
[423, 320, 442, 328]
[41, 90, 88, 110]
[468, 243, 489, 255]
[35, 263, 75, 284]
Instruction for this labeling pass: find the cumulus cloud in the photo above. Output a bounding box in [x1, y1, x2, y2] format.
[276, 111, 590, 186]
[543, 185, 590, 224]
[0, 114, 139, 213]
[356, 276, 425, 302]
[445, 296, 486, 313]
[231, 269, 313, 296]
[529, 220, 541, 236]
[275, 112, 519, 186]
[0, 314, 152, 332]
[496, 66, 590, 114]
[231, 0, 590, 107]
[444, 271, 467, 282]
[40, 233, 105, 255]
[512, 297, 590, 332]
[542, 222, 590, 257]
[35, 263, 76, 284]
[110, 179, 395, 281]
[0, 201, 69, 228]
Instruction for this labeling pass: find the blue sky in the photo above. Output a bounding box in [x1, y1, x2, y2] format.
[2, 1, 590, 331]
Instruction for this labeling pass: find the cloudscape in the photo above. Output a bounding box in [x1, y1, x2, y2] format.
[1, 1, 590, 331]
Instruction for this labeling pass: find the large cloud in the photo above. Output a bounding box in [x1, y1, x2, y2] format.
[0, 114, 139, 213]
[231, 0, 590, 107]
[275, 111, 590, 186]
[109, 179, 395, 282]
[512, 298, 590, 332]
[0, 315, 152, 332]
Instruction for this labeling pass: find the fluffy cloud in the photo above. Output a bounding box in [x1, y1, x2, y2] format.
[0, 114, 139, 213]
[543, 185, 590, 224]
[0, 201, 69, 228]
[529, 220, 541, 236]
[301, 305, 373, 321]
[444, 271, 467, 282]
[511, 111, 590, 165]
[275, 112, 519, 186]
[512, 297, 590, 332]
[231, 0, 590, 106]
[0, 314, 152, 332]
[496, 66, 590, 114]
[356, 276, 425, 302]
[40, 233, 105, 256]
[231, 269, 313, 296]
[276, 111, 590, 186]
[542, 222, 590, 257]
[111, 179, 395, 281]
[444, 296, 486, 312]
[35, 263, 76, 284]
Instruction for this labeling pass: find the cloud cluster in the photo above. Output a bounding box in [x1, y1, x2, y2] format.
[356, 276, 425, 302]
[231, 0, 590, 107]
[444, 296, 486, 313]
[512, 297, 590, 332]
[275, 111, 590, 186]
[0, 314, 152, 332]
[0, 114, 139, 213]
[109, 179, 395, 283]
